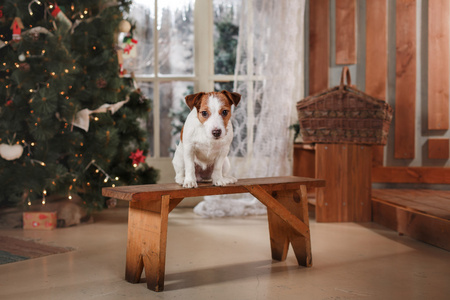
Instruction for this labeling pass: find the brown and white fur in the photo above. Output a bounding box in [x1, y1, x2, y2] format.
[172, 90, 241, 188]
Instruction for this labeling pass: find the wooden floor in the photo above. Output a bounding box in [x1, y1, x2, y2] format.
[371, 189, 450, 251]
[2, 207, 450, 299]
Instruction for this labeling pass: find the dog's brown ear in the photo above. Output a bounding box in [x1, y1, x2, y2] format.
[221, 90, 241, 107]
[185, 92, 205, 111]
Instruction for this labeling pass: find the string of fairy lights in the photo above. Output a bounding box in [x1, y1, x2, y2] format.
[28, 0, 90, 19]
[1, 0, 143, 207]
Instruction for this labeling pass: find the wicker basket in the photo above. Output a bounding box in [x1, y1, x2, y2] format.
[297, 67, 393, 145]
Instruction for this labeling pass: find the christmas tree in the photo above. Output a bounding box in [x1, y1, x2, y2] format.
[0, 0, 158, 212]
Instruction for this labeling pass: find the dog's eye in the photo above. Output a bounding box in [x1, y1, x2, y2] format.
[221, 110, 228, 117]
[201, 111, 209, 118]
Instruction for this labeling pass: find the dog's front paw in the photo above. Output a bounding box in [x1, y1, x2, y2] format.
[212, 178, 225, 186]
[224, 176, 237, 184]
[213, 176, 236, 186]
[175, 175, 185, 186]
[183, 178, 198, 188]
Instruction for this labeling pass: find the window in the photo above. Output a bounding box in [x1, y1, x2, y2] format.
[125, 0, 195, 159]
[125, 0, 257, 181]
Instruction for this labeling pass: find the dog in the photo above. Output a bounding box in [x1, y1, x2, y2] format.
[172, 90, 241, 188]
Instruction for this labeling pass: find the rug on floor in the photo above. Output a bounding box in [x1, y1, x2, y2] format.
[0, 235, 73, 265]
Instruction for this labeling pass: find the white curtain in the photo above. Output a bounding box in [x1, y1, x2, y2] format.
[194, 0, 306, 217]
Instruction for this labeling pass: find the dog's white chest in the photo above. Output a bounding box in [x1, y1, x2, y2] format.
[192, 137, 229, 167]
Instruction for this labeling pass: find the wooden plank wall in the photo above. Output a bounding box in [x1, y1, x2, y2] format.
[394, 0, 416, 159]
[372, 166, 450, 184]
[428, 139, 450, 160]
[309, 0, 329, 94]
[365, 0, 387, 166]
[335, 0, 356, 65]
[428, 0, 449, 131]
[305, 0, 450, 180]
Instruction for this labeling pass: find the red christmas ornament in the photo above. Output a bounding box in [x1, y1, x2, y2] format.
[129, 149, 146, 165]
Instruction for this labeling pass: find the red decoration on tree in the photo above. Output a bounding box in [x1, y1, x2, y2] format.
[49, 2, 72, 34]
[129, 149, 146, 165]
[10, 17, 24, 41]
[96, 77, 107, 88]
[123, 35, 138, 54]
[19, 62, 30, 72]
[123, 44, 133, 54]
[50, 3, 62, 17]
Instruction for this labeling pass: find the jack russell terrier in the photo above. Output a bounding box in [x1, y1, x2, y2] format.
[172, 90, 241, 188]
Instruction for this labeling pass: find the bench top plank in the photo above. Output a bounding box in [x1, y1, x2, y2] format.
[102, 176, 325, 202]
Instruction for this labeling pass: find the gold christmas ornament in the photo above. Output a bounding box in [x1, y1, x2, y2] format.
[118, 20, 131, 33]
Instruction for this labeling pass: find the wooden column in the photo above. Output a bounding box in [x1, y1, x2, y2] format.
[315, 144, 372, 222]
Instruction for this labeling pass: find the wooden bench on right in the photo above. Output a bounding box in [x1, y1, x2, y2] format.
[293, 146, 450, 251]
[372, 167, 450, 251]
[372, 189, 450, 251]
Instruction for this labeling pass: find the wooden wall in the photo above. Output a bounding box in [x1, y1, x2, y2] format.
[306, 0, 450, 183]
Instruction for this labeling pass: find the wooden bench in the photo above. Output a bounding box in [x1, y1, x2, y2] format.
[102, 176, 325, 292]
[371, 167, 450, 251]
[372, 189, 450, 251]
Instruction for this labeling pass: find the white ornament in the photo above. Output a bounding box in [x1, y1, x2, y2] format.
[18, 53, 26, 61]
[0, 143, 24, 160]
[72, 97, 130, 132]
[24, 26, 53, 36]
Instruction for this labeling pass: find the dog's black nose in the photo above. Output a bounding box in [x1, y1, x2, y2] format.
[212, 129, 222, 138]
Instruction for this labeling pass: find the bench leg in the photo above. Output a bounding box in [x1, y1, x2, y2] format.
[267, 186, 312, 267]
[125, 195, 170, 292]
[292, 185, 312, 266]
[267, 207, 289, 261]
